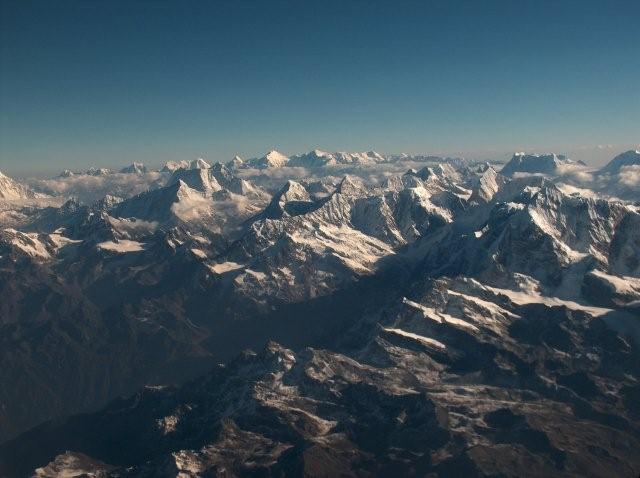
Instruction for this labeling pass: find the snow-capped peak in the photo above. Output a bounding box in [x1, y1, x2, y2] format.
[264, 150, 289, 166]
[161, 160, 190, 172]
[226, 156, 245, 170]
[189, 158, 211, 170]
[335, 175, 365, 196]
[365, 150, 385, 161]
[175, 179, 197, 199]
[599, 149, 640, 174]
[243, 150, 290, 169]
[500, 152, 579, 177]
[168, 167, 222, 194]
[261, 180, 312, 219]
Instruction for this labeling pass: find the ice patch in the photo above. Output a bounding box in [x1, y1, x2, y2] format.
[383, 327, 447, 350]
[190, 248, 207, 259]
[97, 240, 145, 253]
[209, 261, 245, 274]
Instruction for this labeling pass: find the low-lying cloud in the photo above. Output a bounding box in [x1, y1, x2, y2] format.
[29, 172, 166, 204]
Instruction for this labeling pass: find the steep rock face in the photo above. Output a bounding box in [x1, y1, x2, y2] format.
[609, 212, 640, 277]
[260, 180, 314, 220]
[350, 194, 405, 246]
[112, 180, 204, 222]
[469, 166, 502, 203]
[167, 168, 222, 195]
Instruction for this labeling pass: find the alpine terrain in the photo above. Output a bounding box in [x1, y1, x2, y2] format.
[0, 151, 639, 477]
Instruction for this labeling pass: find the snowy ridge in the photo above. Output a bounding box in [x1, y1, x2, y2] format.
[0, 170, 38, 201]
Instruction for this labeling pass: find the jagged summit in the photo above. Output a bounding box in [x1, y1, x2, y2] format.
[469, 165, 500, 202]
[261, 180, 313, 219]
[335, 174, 366, 195]
[226, 155, 244, 170]
[167, 167, 222, 194]
[161, 158, 211, 173]
[189, 158, 211, 170]
[161, 160, 190, 172]
[110, 178, 206, 223]
[119, 162, 148, 174]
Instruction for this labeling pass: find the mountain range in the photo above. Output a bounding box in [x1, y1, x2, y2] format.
[0, 150, 639, 477]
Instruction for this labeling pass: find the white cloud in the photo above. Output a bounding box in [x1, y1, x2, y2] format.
[618, 165, 640, 188]
[29, 172, 166, 204]
[562, 169, 594, 183]
[235, 160, 449, 193]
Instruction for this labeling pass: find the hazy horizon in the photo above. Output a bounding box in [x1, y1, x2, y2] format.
[4, 143, 640, 179]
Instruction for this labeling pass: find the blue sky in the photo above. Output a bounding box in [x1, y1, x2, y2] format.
[1, 0, 639, 174]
